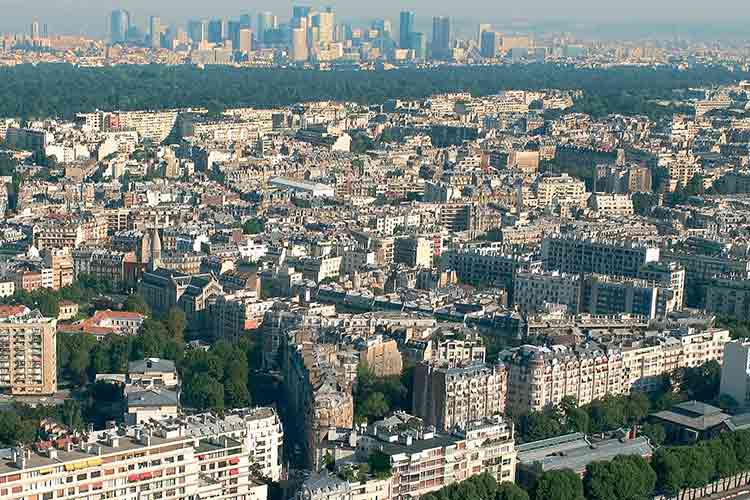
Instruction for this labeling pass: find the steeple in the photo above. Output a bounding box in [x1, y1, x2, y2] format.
[149, 227, 162, 271]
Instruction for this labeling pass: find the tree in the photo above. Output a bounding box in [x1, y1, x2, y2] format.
[243, 218, 265, 235]
[681, 361, 721, 402]
[533, 470, 584, 500]
[585, 455, 655, 500]
[517, 411, 563, 443]
[640, 423, 666, 446]
[368, 451, 392, 479]
[496, 482, 530, 500]
[358, 392, 390, 422]
[624, 393, 650, 424]
[679, 445, 714, 494]
[60, 399, 83, 430]
[124, 294, 150, 315]
[653, 449, 684, 496]
[165, 307, 186, 343]
[182, 373, 225, 411]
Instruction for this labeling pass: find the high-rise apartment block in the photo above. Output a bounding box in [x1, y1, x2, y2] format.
[0, 306, 57, 395]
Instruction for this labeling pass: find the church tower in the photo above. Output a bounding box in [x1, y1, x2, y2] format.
[149, 227, 162, 271]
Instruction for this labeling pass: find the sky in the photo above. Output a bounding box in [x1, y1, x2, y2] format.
[2, 0, 750, 37]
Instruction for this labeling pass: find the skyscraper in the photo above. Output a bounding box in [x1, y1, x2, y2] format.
[187, 19, 208, 45]
[30, 20, 40, 40]
[313, 9, 335, 44]
[412, 32, 427, 60]
[110, 9, 130, 44]
[480, 30, 499, 58]
[291, 27, 308, 61]
[208, 18, 228, 44]
[432, 16, 451, 60]
[257, 12, 277, 44]
[238, 28, 253, 54]
[149, 16, 162, 49]
[399, 11, 415, 49]
[239, 14, 252, 29]
[293, 6, 313, 21]
[372, 19, 392, 38]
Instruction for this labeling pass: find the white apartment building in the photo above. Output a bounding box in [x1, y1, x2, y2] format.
[541, 236, 660, 278]
[588, 193, 634, 217]
[0, 407, 283, 500]
[720, 340, 750, 410]
[535, 174, 588, 207]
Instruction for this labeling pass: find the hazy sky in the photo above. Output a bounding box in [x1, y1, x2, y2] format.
[2, 0, 750, 36]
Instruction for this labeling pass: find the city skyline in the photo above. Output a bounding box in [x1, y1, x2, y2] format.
[2, 0, 750, 37]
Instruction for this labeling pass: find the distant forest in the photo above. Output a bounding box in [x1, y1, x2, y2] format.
[0, 63, 747, 119]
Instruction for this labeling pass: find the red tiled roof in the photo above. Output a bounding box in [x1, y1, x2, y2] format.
[0, 305, 29, 319]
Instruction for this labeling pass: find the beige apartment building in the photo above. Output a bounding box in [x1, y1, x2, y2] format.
[535, 173, 588, 208]
[0, 408, 282, 500]
[505, 327, 730, 413]
[0, 306, 57, 395]
[413, 362, 507, 432]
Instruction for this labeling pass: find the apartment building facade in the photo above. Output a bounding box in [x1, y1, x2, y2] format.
[505, 327, 730, 413]
[0, 307, 57, 395]
[413, 362, 507, 432]
[0, 408, 282, 500]
[355, 413, 516, 499]
[541, 236, 660, 277]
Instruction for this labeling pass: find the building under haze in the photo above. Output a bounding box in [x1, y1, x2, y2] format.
[110, 9, 130, 44]
[432, 16, 451, 60]
[149, 16, 162, 49]
[399, 11, 415, 50]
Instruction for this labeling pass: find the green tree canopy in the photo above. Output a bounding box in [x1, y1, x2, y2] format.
[532, 470, 585, 500]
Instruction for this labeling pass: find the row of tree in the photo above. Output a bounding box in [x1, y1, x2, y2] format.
[0, 273, 122, 318]
[0, 64, 746, 119]
[421, 426, 750, 500]
[420, 472, 530, 500]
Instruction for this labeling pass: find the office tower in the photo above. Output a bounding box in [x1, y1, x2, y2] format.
[228, 20, 241, 48]
[30, 20, 40, 39]
[399, 11, 415, 49]
[110, 9, 130, 44]
[313, 9, 335, 44]
[478, 23, 491, 43]
[412, 32, 427, 60]
[208, 18, 228, 44]
[257, 11, 277, 44]
[291, 28, 308, 61]
[432, 16, 451, 59]
[149, 16, 161, 49]
[238, 28, 253, 54]
[372, 19, 392, 37]
[293, 6, 313, 21]
[239, 13, 252, 29]
[188, 19, 208, 44]
[480, 30, 499, 58]
[42, 23, 48, 38]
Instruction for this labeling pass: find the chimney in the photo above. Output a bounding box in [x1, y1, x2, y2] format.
[13, 446, 27, 469]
